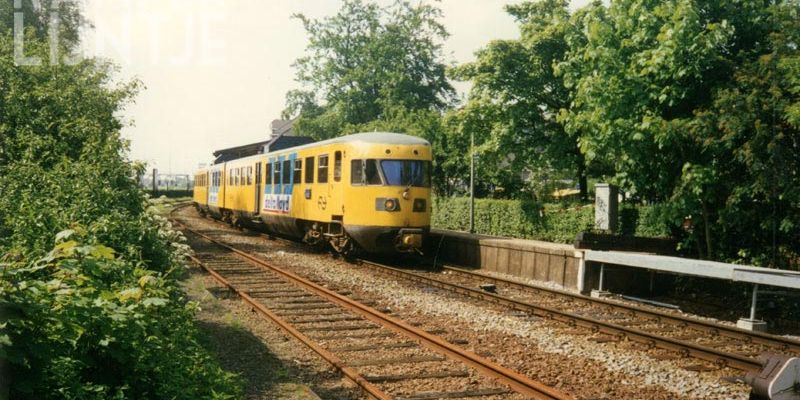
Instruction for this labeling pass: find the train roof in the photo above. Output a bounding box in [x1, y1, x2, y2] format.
[313, 132, 430, 147]
[198, 132, 429, 171]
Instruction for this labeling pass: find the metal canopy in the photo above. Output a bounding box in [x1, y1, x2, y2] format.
[584, 250, 800, 290]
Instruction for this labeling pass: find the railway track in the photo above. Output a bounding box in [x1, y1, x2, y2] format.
[169, 204, 798, 395]
[171, 205, 800, 372]
[355, 259, 800, 373]
[179, 223, 573, 400]
[435, 265, 800, 356]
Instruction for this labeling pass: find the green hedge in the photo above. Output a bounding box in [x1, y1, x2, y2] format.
[145, 190, 194, 199]
[432, 197, 669, 243]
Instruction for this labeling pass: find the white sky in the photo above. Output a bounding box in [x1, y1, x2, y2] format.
[80, 0, 590, 175]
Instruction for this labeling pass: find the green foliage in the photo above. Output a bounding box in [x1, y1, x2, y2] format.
[432, 197, 587, 243]
[0, 27, 240, 398]
[433, 197, 668, 243]
[620, 203, 672, 238]
[0, 0, 84, 51]
[1, 231, 240, 400]
[284, 0, 454, 139]
[557, 0, 800, 266]
[449, 0, 590, 199]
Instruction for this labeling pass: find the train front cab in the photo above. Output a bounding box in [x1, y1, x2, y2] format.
[341, 140, 432, 254]
[255, 133, 432, 254]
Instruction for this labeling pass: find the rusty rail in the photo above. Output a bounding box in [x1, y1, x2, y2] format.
[439, 265, 800, 355]
[179, 223, 572, 400]
[188, 253, 392, 400]
[359, 259, 766, 371]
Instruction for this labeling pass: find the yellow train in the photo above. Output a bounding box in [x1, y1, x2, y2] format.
[193, 132, 432, 254]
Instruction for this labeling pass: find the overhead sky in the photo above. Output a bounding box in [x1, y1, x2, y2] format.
[80, 0, 591, 175]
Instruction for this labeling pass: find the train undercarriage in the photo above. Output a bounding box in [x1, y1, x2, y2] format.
[196, 204, 425, 255]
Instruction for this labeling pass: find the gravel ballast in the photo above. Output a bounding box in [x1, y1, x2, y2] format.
[175, 206, 753, 400]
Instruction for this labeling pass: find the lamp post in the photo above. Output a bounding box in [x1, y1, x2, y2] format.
[469, 131, 475, 234]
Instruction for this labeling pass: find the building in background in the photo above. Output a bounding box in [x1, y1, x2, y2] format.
[211, 118, 314, 164]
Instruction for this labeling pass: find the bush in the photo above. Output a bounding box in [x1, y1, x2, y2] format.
[620, 203, 672, 238]
[432, 197, 670, 243]
[0, 160, 242, 399]
[432, 197, 592, 243]
[1, 229, 241, 400]
[0, 32, 241, 398]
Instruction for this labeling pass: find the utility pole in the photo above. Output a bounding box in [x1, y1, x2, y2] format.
[469, 131, 475, 234]
[152, 168, 158, 196]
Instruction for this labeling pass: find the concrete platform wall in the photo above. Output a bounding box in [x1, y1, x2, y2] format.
[426, 229, 584, 290]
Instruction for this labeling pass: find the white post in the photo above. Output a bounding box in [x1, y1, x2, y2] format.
[591, 263, 611, 298]
[599, 263, 605, 292]
[737, 283, 767, 332]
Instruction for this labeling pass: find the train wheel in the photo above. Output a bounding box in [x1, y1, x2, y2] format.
[329, 235, 356, 257]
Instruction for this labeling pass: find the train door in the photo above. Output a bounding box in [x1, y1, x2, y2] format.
[330, 149, 345, 219]
[254, 161, 262, 215]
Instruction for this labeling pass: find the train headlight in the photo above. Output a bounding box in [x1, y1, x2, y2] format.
[376, 198, 400, 211]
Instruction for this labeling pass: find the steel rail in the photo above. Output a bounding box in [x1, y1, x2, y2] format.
[180, 224, 573, 400]
[187, 253, 393, 400]
[170, 202, 796, 355]
[358, 259, 763, 372]
[438, 265, 800, 355]
[169, 205, 775, 372]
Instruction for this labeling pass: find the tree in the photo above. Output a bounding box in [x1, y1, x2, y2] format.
[559, 0, 800, 266]
[0, 0, 85, 52]
[450, 0, 591, 200]
[284, 0, 454, 139]
[0, 6, 242, 398]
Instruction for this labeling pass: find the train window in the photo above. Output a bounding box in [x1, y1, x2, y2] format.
[273, 162, 280, 184]
[266, 163, 272, 185]
[351, 160, 363, 184]
[255, 163, 261, 185]
[318, 155, 329, 183]
[229, 170, 233, 186]
[305, 156, 314, 183]
[247, 166, 253, 185]
[293, 159, 302, 184]
[380, 160, 431, 187]
[282, 160, 291, 184]
[334, 151, 342, 182]
[365, 159, 382, 185]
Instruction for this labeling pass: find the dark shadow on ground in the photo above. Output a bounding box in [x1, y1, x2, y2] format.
[190, 274, 358, 399]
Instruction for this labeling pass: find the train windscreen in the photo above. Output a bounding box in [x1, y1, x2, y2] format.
[380, 160, 430, 188]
